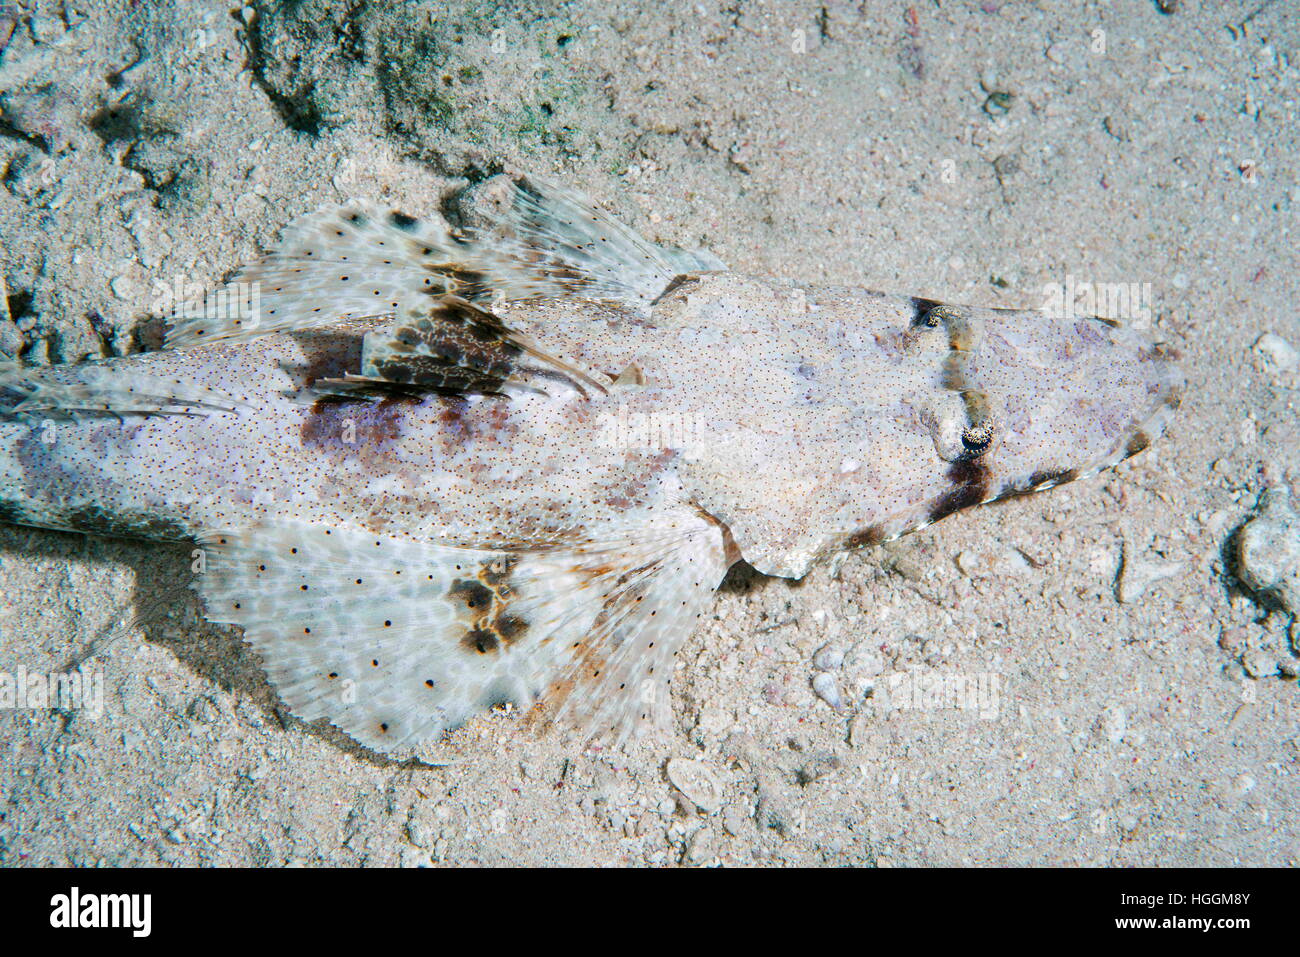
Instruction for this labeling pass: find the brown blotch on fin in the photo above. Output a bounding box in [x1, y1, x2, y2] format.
[1124, 429, 1152, 458]
[928, 459, 993, 525]
[422, 262, 491, 300]
[496, 614, 528, 643]
[651, 273, 700, 306]
[388, 211, 419, 231]
[1029, 467, 1079, 488]
[462, 628, 500, 655]
[449, 578, 494, 611]
[451, 558, 530, 656]
[997, 467, 1081, 503]
[480, 555, 517, 589]
[612, 362, 647, 387]
[846, 524, 889, 549]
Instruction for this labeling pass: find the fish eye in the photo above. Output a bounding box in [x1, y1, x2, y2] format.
[919, 303, 960, 329]
[961, 422, 995, 456]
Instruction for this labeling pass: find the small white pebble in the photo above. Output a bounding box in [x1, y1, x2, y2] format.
[813, 643, 844, 670]
[1254, 332, 1298, 373]
[109, 276, 136, 300]
[956, 549, 985, 577]
[812, 671, 843, 710]
[1102, 706, 1126, 745]
[665, 757, 723, 814]
[1242, 650, 1277, 679]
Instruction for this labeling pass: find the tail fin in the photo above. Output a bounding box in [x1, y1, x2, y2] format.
[0, 359, 241, 538]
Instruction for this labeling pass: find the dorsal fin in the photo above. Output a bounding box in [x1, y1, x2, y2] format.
[309, 295, 609, 401]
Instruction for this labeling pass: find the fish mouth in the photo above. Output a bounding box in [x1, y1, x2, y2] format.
[1113, 342, 1184, 459]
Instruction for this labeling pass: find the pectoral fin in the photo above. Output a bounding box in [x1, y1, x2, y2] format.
[194, 512, 729, 754]
[164, 174, 725, 349]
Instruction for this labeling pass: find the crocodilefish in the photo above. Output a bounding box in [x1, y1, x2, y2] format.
[0, 174, 1183, 754]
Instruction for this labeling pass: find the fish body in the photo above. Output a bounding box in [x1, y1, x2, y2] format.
[0, 175, 1182, 753]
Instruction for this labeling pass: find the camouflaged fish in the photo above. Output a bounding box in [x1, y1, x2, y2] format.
[0, 174, 1183, 754]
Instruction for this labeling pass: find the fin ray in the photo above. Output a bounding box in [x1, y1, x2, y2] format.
[0, 359, 242, 421]
[461, 174, 724, 310]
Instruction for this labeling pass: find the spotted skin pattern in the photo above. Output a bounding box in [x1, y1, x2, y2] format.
[0, 175, 1182, 754]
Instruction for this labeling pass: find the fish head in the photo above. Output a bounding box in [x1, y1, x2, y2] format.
[670, 278, 1184, 579]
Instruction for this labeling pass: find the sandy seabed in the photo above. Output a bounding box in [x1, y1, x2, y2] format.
[0, 0, 1296, 866]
